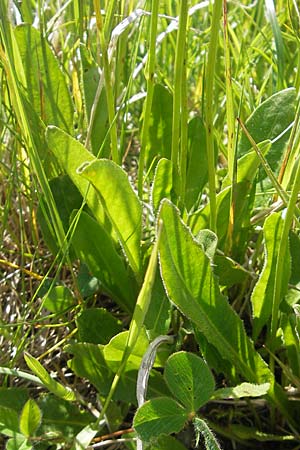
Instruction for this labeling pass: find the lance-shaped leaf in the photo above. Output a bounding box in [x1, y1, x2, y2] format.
[71, 211, 137, 312]
[14, 24, 73, 133]
[151, 158, 175, 213]
[158, 200, 297, 426]
[251, 212, 291, 340]
[213, 382, 270, 400]
[24, 353, 76, 402]
[158, 199, 270, 384]
[46, 126, 107, 229]
[78, 159, 142, 276]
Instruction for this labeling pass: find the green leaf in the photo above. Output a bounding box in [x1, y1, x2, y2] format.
[164, 352, 215, 412]
[0, 406, 20, 437]
[148, 435, 188, 450]
[14, 24, 73, 132]
[133, 397, 188, 442]
[195, 229, 218, 260]
[19, 399, 42, 437]
[6, 435, 32, 450]
[225, 424, 295, 442]
[159, 200, 296, 424]
[0, 388, 28, 411]
[66, 343, 112, 394]
[72, 423, 99, 450]
[80, 44, 110, 156]
[78, 159, 142, 276]
[185, 117, 208, 210]
[46, 126, 107, 230]
[281, 313, 300, 378]
[24, 353, 76, 401]
[238, 88, 296, 179]
[288, 231, 300, 292]
[71, 210, 137, 312]
[103, 328, 149, 372]
[151, 158, 175, 214]
[66, 342, 169, 405]
[144, 273, 171, 338]
[159, 199, 270, 384]
[146, 84, 173, 168]
[37, 394, 93, 440]
[191, 142, 271, 254]
[77, 308, 123, 344]
[213, 255, 248, 288]
[77, 264, 101, 298]
[43, 285, 76, 314]
[37, 175, 83, 258]
[251, 212, 290, 340]
[223, 142, 272, 188]
[213, 382, 270, 400]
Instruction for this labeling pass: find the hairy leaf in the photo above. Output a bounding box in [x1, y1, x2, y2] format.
[78, 159, 142, 276]
[159, 199, 270, 383]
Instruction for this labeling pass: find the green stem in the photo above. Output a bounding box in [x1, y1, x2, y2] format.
[137, 0, 159, 197]
[94, 0, 119, 164]
[179, 56, 188, 203]
[238, 118, 300, 226]
[223, 0, 235, 182]
[205, 0, 222, 232]
[95, 221, 162, 427]
[270, 122, 300, 354]
[171, 0, 188, 188]
[223, 0, 236, 252]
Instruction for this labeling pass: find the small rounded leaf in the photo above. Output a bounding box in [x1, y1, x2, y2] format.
[133, 397, 188, 442]
[164, 351, 215, 412]
[19, 399, 42, 437]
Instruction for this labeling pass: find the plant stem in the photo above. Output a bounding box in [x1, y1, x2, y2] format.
[94, 0, 119, 164]
[179, 57, 188, 203]
[205, 0, 222, 232]
[137, 0, 159, 197]
[95, 221, 162, 428]
[223, 0, 236, 252]
[270, 121, 300, 354]
[171, 0, 188, 196]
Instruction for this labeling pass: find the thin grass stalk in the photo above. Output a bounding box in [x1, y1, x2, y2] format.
[237, 118, 300, 228]
[0, 9, 66, 261]
[73, 0, 84, 41]
[137, 0, 159, 197]
[223, 0, 235, 182]
[265, 0, 285, 90]
[0, 8, 78, 363]
[104, 0, 117, 39]
[277, 96, 300, 187]
[118, 17, 145, 162]
[269, 100, 300, 353]
[94, 0, 119, 164]
[179, 55, 188, 203]
[223, 0, 236, 252]
[94, 221, 162, 429]
[171, 0, 188, 188]
[205, 0, 222, 232]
